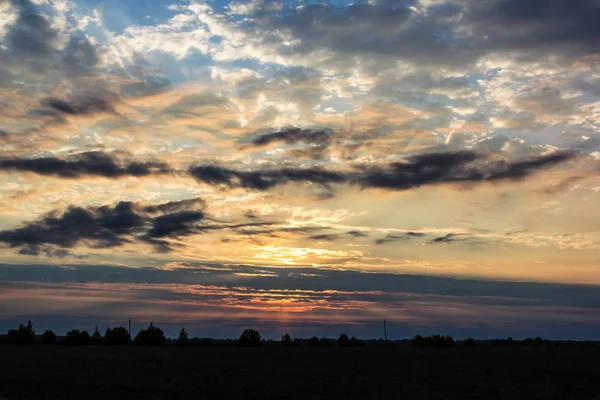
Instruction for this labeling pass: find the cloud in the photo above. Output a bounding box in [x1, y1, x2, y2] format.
[347, 230, 369, 238]
[0, 197, 307, 254]
[60, 33, 101, 77]
[3, 148, 574, 192]
[189, 150, 576, 192]
[0, 197, 207, 254]
[245, 127, 334, 147]
[0, 151, 172, 178]
[310, 230, 369, 242]
[431, 233, 464, 244]
[142, 197, 206, 214]
[17, 246, 71, 258]
[233, 0, 476, 70]
[461, 0, 600, 61]
[188, 165, 346, 191]
[0, 0, 105, 87]
[376, 232, 425, 245]
[5, 0, 59, 61]
[2, 263, 600, 338]
[355, 150, 577, 190]
[40, 91, 119, 116]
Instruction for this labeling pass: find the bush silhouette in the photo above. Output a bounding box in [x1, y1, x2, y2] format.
[350, 336, 366, 347]
[308, 336, 320, 346]
[464, 337, 476, 347]
[7, 321, 36, 345]
[337, 333, 351, 347]
[176, 328, 189, 346]
[65, 329, 91, 345]
[91, 326, 103, 345]
[319, 337, 333, 347]
[104, 327, 131, 345]
[521, 337, 549, 346]
[134, 323, 166, 346]
[238, 329, 261, 347]
[412, 334, 454, 347]
[535, 336, 544, 346]
[41, 330, 57, 345]
[281, 333, 292, 346]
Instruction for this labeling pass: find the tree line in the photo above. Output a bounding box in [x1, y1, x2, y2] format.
[0, 321, 265, 347]
[0, 321, 579, 347]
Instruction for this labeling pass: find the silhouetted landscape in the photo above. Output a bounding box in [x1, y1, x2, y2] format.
[2, 0, 600, 398]
[1, 321, 600, 399]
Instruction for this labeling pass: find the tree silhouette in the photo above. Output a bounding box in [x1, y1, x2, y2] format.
[281, 333, 292, 346]
[65, 329, 91, 345]
[7, 321, 35, 345]
[91, 325, 103, 345]
[134, 322, 166, 346]
[308, 336, 320, 346]
[104, 327, 131, 345]
[176, 328, 189, 346]
[412, 334, 454, 347]
[41, 330, 57, 345]
[464, 337, 476, 347]
[350, 336, 366, 347]
[238, 329, 261, 346]
[337, 333, 351, 347]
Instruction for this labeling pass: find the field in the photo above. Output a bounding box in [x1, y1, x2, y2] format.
[1, 345, 599, 399]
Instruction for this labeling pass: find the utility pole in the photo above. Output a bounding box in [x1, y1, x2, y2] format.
[384, 319, 387, 341]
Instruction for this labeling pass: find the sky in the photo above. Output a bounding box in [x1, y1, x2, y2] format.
[0, 0, 599, 340]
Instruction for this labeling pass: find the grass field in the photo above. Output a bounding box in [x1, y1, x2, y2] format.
[1, 345, 599, 399]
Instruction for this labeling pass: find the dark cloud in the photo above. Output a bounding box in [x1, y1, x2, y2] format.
[310, 230, 369, 241]
[5, 149, 566, 192]
[0, 198, 208, 254]
[482, 151, 578, 181]
[0, 202, 142, 252]
[461, 0, 600, 60]
[39, 90, 119, 116]
[188, 165, 346, 190]
[0, 151, 172, 178]
[146, 211, 205, 239]
[431, 233, 463, 244]
[309, 233, 342, 241]
[6, 0, 59, 61]
[356, 151, 481, 190]
[60, 34, 101, 77]
[347, 230, 368, 238]
[1, 0, 103, 83]
[190, 151, 575, 192]
[375, 232, 425, 245]
[0, 197, 301, 254]
[17, 246, 71, 258]
[262, 1, 475, 69]
[235, 0, 600, 73]
[247, 127, 334, 147]
[355, 150, 577, 190]
[142, 197, 206, 214]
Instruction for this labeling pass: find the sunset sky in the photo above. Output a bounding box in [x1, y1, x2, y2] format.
[1, 0, 599, 339]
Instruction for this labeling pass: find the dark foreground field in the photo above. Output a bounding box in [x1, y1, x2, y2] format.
[1, 345, 599, 399]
